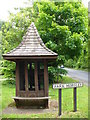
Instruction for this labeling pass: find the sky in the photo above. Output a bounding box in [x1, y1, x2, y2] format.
[0, 0, 89, 21]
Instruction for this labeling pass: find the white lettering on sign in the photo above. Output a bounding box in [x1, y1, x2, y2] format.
[53, 83, 83, 89]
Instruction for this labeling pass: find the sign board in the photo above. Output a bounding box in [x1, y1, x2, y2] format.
[53, 83, 83, 89]
[53, 82, 83, 116]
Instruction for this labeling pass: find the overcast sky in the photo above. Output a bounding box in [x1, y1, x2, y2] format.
[0, 0, 89, 21]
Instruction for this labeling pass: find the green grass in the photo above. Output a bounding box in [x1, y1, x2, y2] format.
[1, 76, 88, 118]
[1, 80, 15, 109]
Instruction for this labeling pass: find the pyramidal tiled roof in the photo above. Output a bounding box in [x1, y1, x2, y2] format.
[3, 22, 58, 60]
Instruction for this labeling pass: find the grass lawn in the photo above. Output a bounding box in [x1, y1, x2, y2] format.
[1, 76, 88, 119]
[1, 80, 15, 109]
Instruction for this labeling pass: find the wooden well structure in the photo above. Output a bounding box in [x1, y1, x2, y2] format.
[3, 22, 58, 108]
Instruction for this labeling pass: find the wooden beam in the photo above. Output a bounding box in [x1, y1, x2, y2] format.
[16, 62, 19, 96]
[3, 56, 57, 60]
[35, 62, 38, 96]
[25, 62, 28, 91]
[12, 96, 51, 100]
[44, 60, 48, 97]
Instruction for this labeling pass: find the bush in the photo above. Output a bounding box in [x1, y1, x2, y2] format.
[76, 55, 88, 69]
[1, 60, 16, 79]
[2, 79, 15, 85]
[48, 66, 67, 83]
[64, 59, 76, 68]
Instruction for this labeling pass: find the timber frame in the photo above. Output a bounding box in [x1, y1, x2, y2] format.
[3, 22, 58, 108]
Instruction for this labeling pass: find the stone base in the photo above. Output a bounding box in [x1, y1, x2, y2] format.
[14, 99, 49, 109]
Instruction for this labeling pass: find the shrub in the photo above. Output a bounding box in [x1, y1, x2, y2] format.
[48, 66, 67, 83]
[64, 59, 76, 68]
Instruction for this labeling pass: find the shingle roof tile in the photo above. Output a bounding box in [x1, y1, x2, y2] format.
[3, 22, 58, 59]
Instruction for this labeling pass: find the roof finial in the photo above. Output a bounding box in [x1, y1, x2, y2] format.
[31, 22, 34, 25]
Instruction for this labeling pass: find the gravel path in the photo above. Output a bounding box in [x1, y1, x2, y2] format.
[2, 100, 58, 115]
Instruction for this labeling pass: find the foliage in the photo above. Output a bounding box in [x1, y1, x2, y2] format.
[76, 42, 88, 69]
[0, 31, 2, 60]
[64, 58, 76, 68]
[75, 20, 89, 69]
[0, 20, 4, 30]
[1, 1, 88, 80]
[48, 66, 67, 83]
[1, 60, 16, 78]
[88, 26, 90, 70]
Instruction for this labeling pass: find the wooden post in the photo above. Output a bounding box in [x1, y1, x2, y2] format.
[16, 62, 19, 96]
[29, 63, 32, 89]
[35, 61, 38, 96]
[59, 89, 62, 116]
[44, 60, 48, 97]
[74, 87, 77, 112]
[25, 62, 28, 91]
[38, 63, 40, 90]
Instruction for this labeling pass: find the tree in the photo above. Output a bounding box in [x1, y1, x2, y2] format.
[0, 20, 4, 30]
[1, 1, 88, 80]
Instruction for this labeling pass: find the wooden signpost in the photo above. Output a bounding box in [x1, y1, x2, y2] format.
[53, 82, 83, 116]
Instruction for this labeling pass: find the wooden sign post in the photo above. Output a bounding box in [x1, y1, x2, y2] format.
[74, 87, 77, 112]
[59, 89, 62, 116]
[53, 83, 83, 116]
